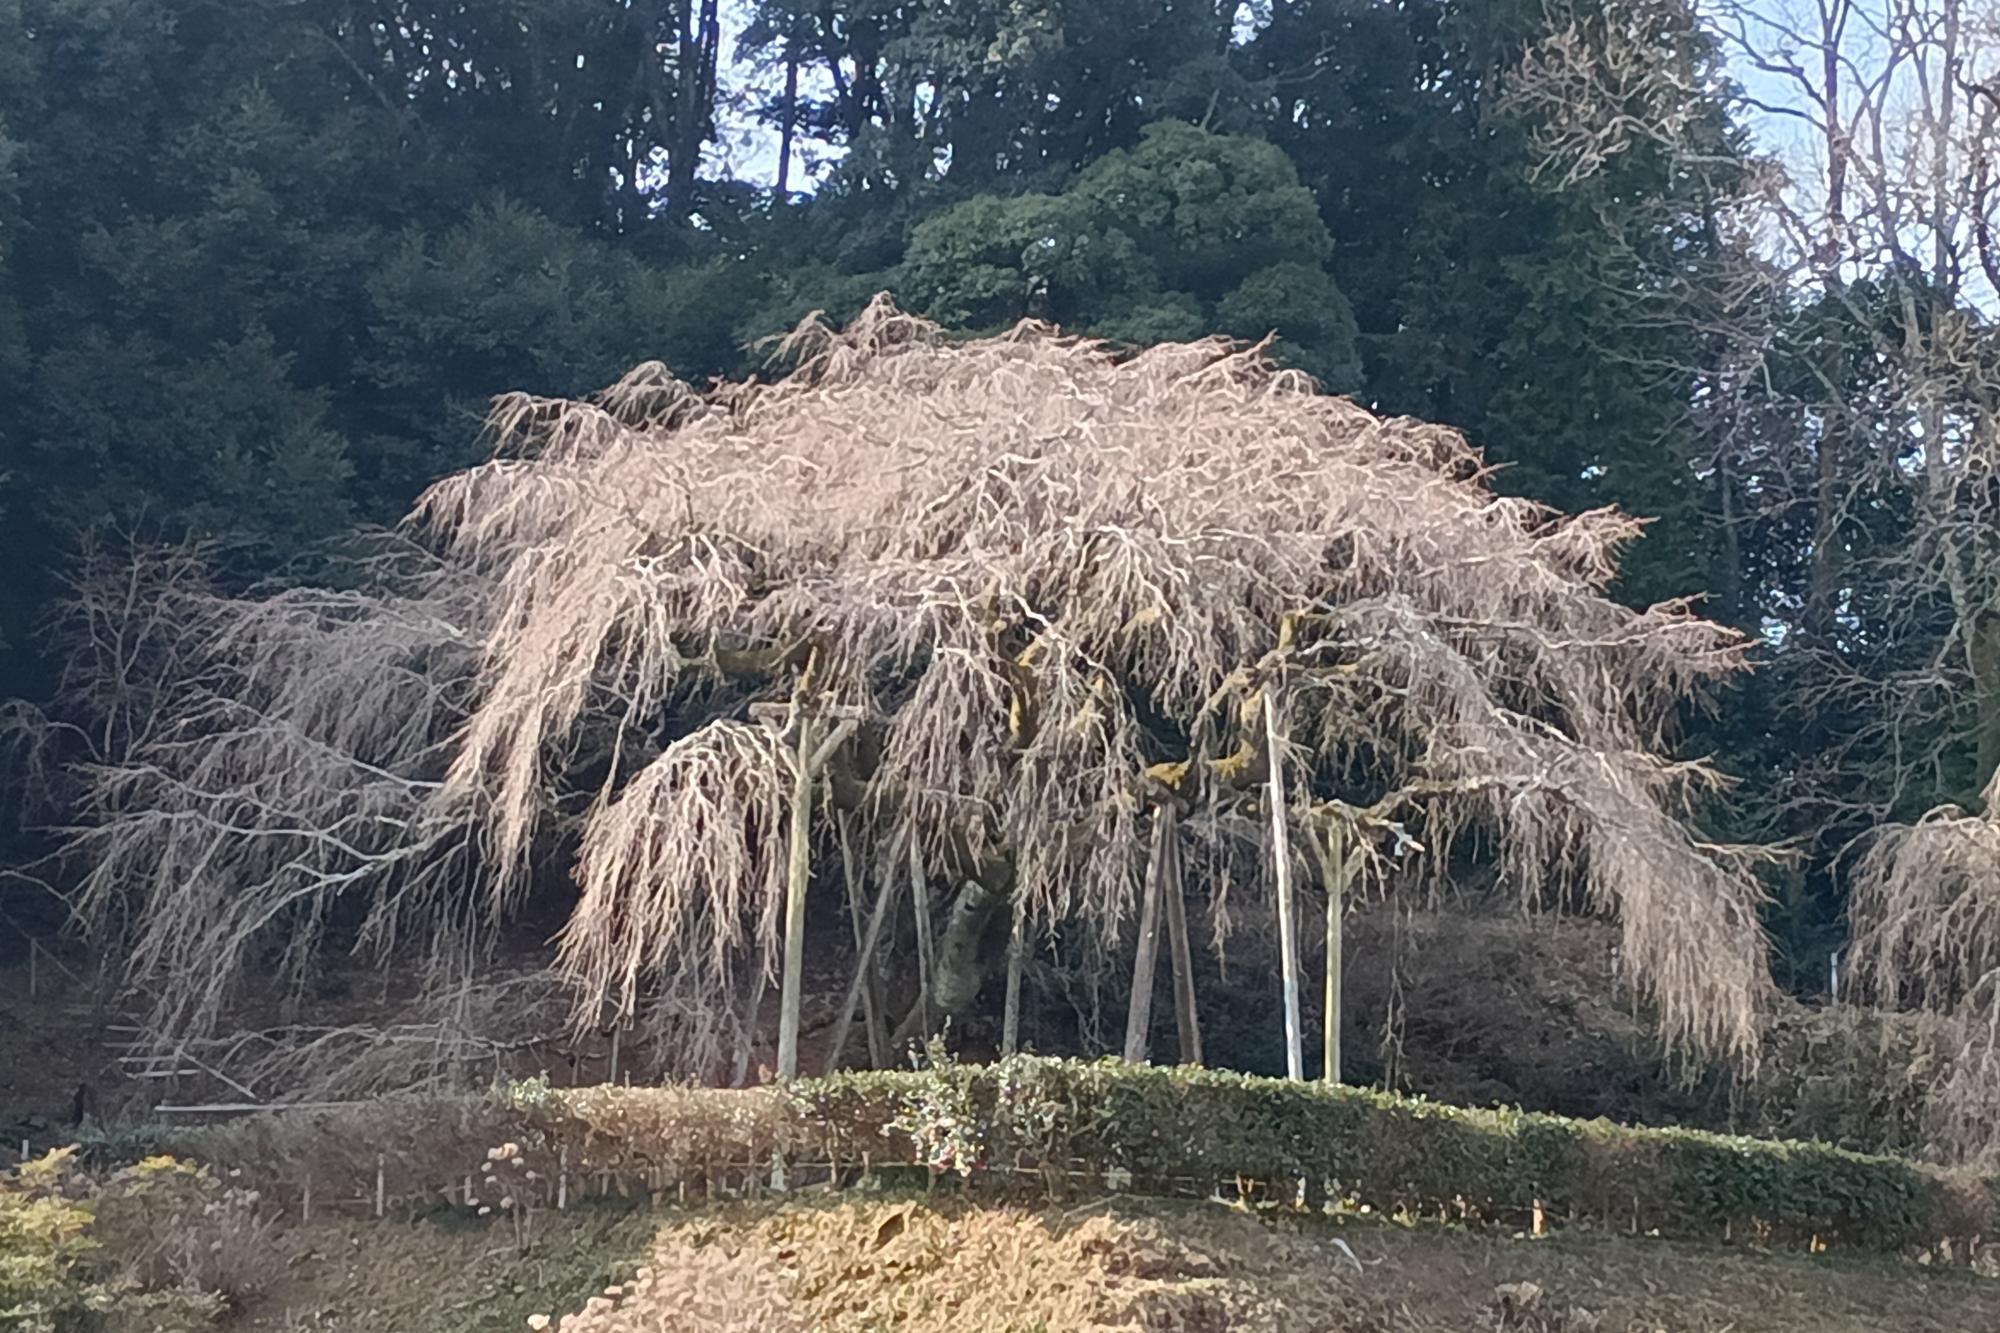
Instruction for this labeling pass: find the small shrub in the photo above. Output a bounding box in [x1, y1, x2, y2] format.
[0, 1149, 98, 1332]
[92, 1156, 282, 1309]
[0, 1147, 237, 1332]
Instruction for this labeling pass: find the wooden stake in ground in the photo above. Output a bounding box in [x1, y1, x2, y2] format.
[908, 836, 937, 1041]
[826, 840, 904, 1072]
[837, 812, 890, 1067]
[1264, 686, 1304, 1081]
[1160, 802, 1202, 1065]
[1122, 809, 1170, 1064]
[1001, 903, 1026, 1057]
[1315, 816, 1357, 1084]
[775, 710, 817, 1081]
[772, 705, 860, 1081]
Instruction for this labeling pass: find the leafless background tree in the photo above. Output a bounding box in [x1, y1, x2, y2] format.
[1511, 0, 2000, 1158]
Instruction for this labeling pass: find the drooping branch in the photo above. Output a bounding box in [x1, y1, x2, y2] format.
[54, 297, 1777, 1084]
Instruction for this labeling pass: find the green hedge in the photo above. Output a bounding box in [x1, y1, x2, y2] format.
[90, 1057, 1996, 1255]
[788, 1059, 1987, 1251]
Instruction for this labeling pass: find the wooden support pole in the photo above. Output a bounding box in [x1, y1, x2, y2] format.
[1122, 810, 1169, 1064]
[607, 1025, 621, 1086]
[373, 1154, 385, 1219]
[837, 812, 890, 1068]
[1318, 818, 1350, 1085]
[1263, 687, 1304, 1082]
[1000, 903, 1025, 1058]
[908, 836, 936, 1041]
[776, 711, 817, 1081]
[1160, 804, 1202, 1066]
[302, 1175, 312, 1224]
[826, 843, 903, 1072]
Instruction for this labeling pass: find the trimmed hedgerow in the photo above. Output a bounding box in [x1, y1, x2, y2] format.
[90, 1057, 1995, 1255]
[797, 1059, 1966, 1250]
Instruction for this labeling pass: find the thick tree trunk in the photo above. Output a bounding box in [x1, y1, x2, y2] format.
[891, 877, 1007, 1046]
[775, 51, 799, 198]
[664, 0, 721, 219]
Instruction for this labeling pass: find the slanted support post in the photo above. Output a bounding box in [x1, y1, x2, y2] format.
[826, 829, 903, 1072]
[1264, 685, 1304, 1081]
[837, 812, 890, 1067]
[1161, 802, 1201, 1065]
[1316, 815, 1356, 1085]
[1122, 809, 1170, 1064]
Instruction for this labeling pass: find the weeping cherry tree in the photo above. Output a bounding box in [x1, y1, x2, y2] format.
[52, 298, 1775, 1090]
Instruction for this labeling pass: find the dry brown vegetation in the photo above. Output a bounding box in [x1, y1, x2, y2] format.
[53, 298, 1776, 1087]
[1850, 769, 2000, 1161]
[242, 1196, 2000, 1333]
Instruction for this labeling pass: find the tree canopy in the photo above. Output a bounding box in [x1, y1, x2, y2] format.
[54, 301, 1771, 1085]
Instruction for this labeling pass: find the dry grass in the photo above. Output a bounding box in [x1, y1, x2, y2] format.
[538, 1201, 1350, 1333]
[244, 1196, 2000, 1333]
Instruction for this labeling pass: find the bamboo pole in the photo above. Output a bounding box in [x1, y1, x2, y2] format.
[1160, 804, 1202, 1066]
[1000, 904, 1025, 1057]
[775, 711, 817, 1081]
[1320, 819, 1347, 1085]
[1263, 686, 1304, 1081]
[1122, 810, 1169, 1064]
[837, 812, 889, 1067]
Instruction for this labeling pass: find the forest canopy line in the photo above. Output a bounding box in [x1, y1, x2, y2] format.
[2, 0, 1999, 1149]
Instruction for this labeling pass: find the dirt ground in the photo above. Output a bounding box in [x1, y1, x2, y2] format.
[236, 1194, 2000, 1333]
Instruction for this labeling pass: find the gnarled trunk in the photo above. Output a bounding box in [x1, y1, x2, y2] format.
[892, 877, 1009, 1046]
